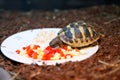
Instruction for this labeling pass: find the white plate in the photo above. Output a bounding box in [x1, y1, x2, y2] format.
[0, 28, 99, 65]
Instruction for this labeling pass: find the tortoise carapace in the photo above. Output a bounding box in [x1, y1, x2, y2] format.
[49, 21, 100, 48]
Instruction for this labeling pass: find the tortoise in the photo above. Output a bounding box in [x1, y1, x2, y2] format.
[49, 21, 100, 48]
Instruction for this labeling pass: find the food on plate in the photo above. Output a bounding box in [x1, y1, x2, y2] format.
[49, 21, 100, 48]
[16, 44, 84, 60]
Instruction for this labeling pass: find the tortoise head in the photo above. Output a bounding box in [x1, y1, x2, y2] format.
[49, 36, 63, 48]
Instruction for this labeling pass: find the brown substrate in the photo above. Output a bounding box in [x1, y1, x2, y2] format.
[0, 5, 120, 80]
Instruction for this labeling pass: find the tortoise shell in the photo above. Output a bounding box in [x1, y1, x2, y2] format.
[49, 21, 100, 48]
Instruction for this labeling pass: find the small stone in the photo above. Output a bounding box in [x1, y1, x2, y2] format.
[0, 68, 11, 80]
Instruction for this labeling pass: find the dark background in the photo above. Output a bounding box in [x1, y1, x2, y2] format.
[0, 0, 120, 11]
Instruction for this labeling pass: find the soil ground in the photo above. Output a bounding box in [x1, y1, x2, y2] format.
[0, 5, 120, 80]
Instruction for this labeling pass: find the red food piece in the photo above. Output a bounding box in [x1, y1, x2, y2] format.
[16, 50, 20, 54]
[27, 49, 34, 57]
[55, 48, 64, 56]
[32, 45, 40, 49]
[42, 51, 55, 60]
[43, 46, 55, 60]
[63, 45, 68, 50]
[45, 46, 53, 51]
[25, 45, 31, 51]
[44, 46, 53, 54]
[75, 48, 79, 52]
[31, 52, 38, 59]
